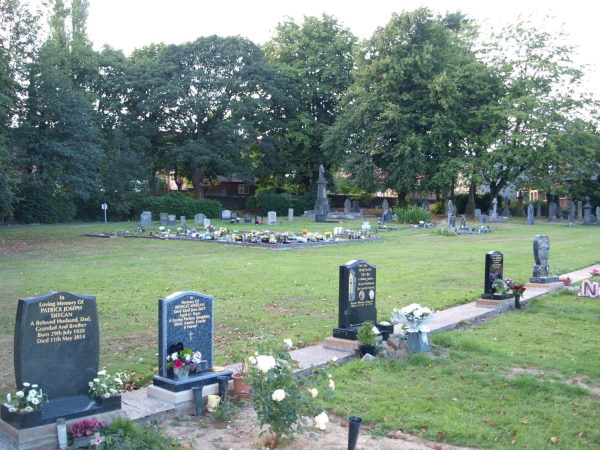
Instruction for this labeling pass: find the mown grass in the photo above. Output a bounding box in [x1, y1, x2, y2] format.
[327, 290, 600, 449]
[0, 217, 598, 397]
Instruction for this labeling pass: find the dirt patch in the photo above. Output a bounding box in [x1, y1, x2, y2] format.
[160, 403, 473, 450]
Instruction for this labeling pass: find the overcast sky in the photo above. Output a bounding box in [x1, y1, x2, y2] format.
[68, 1, 600, 99]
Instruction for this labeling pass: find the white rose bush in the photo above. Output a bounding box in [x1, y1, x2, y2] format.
[246, 335, 336, 447]
[3, 382, 48, 413]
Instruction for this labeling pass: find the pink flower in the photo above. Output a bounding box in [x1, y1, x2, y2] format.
[174, 359, 183, 369]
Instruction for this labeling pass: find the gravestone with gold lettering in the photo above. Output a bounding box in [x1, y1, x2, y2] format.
[333, 260, 378, 340]
[152, 291, 231, 392]
[1, 291, 119, 429]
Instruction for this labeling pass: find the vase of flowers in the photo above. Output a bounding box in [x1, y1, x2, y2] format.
[391, 304, 434, 352]
[512, 284, 526, 309]
[167, 348, 204, 379]
[1, 383, 48, 429]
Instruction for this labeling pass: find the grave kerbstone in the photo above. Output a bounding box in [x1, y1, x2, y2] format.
[333, 260, 377, 340]
[4, 291, 119, 428]
[167, 214, 176, 226]
[194, 213, 206, 224]
[268, 211, 276, 225]
[344, 199, 351, 214]
[152, 291, 231, 392]
[526, 204, 535, 225]
[140, 211, 152, 227]
[530, 235, 560, 283]
[160, 213, 168, 225]
[221, 210, 232, 221]
[482, 251, 512, 299]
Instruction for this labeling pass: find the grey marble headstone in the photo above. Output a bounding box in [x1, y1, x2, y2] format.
[180, 216, 186, 225]
[194, 213, 206, 224]
[140, 211, 152, 227]
[381, 199, 389, 214]
[448, 200, 454, 215]
[530, 235, 559, 283]
[577, 201, 583, 220]
[352, 200, 360, 213]
[288, 208, 294, 221]
[383, 210, 392, 222]
[221, 210, 232, 221]
[268, 211, 276, 225]
[481, 215, 488, 224]
[333, 260, 377, 340]
[422, 201, 430, 212]
[536, 201, 541, 218]
[167, 214, 176, 226]
[557, 203, 563, 222]
[526, 204, 535, 225]
[160, 212, 168, 225]
[448, 213, 456, 229]
[503, 198, 511, 217]
[583, 197, 594, 226]
[344, 199, 351, 214]
[314, 164, 330, 214]
[474, 209, 481, 219]
[10, 291, 119, 427]
[203, 218, 211, 227]
[548, 203, 556, 222]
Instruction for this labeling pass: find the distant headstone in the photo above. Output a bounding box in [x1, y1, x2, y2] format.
[333, 260, 377, 340]
[516, 195, 525, 217]
[526, 204, 535, 225]
[569, 215, 574, 227]
[255, 215, 263, 225]
[557, 203, 563, 222]
[571, 203, 576, 221]
[583, 197, 594, 226]
[536, 201, 541, 218]
[167, 214, 176, 226]
[160, 213, 168, 225]
[597, 206, 600, 220]
[8, 291, 118, 428]
[344, 199, 351, 214]
[422, 201, 430, 212]
[482, 251, 511, 299]
[459, 214, 466, 228]
[194, 213, 206, 224]
[548, 203, 556, 222]
[244, 214, 252, 224]
[313, 164, 330, 214]
[221, 210, 232, 221]
[492, 198, 498, 216]
[352, 201, 360, 213]
[288, 208, 294, 221]
[480, 214, 488, 224]
[203, 218, 211, 227]
[447, 200, 454, 216]
[153, 291, 231, 392]
[268, 211, 277, 225]
[474, 209, 481, 219]
[180, 216, 186, 225]
[140, 211, 152, 227]
[577, 201, 583, 220]
[383, 210, 392, 222]
[530, 235, 560, 283]
[315, 214, 325, 223]
[381, 199, 389, 214]
[448, 213, 456, 229]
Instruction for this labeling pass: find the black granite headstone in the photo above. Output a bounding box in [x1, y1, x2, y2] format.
[333, 260, 377, 340]
[153, 291, 231, 392]
[530, 235, 559, 283]
[255, 215, 263, 224]
[4, 291, 119, 429]
[482, 251, 512, 299]
[244, 214, 252, 223]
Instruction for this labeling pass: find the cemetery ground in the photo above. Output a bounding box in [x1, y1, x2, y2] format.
[1, 217, 599, 448]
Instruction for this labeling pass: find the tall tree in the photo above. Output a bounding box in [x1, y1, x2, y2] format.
[263, 14, 356, 191]
[324, 9, 471, 204]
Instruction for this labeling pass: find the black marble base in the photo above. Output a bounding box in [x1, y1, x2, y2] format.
[333, 327, 359, 340]
[0, 395, 121, 429]
[153, 370, 233, 393]
[529, 276, 560, 284]
[481, 292, 515, 300]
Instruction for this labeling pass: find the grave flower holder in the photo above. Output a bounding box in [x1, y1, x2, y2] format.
[405, 331, 430, 353]
[96, 394, 121, 408]
[173, 366, 190, 380]
[0, 404, 43, 430]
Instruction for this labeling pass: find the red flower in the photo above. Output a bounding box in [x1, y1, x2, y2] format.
[173, 359, 183, 369]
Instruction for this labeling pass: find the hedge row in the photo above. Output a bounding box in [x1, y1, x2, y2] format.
[134, 192, 222, 219]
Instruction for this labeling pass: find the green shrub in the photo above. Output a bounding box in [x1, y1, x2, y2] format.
[394, 205, 432, 224]
[104, 418, 175, 449]
[430, 201, 444, 214]
[13, 186, 76, 224]
[135, 192, 222, 219]
[245, 195, 258, 212]
[358, 192, 374, 205]
[213, 398, 241, 422]
[357, 322, 377, 346]
[253, 191, 314, 216]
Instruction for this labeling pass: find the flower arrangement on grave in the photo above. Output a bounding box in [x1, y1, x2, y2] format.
[302, 229, 308, 236]
[70, 418, 107, 438]
[219, 227, 228, 235]
[269, 233, 277, 244]
[246, 335, 335, 446]
[391, 303, 434, 337]
[324, 231, 332, 239]
[88, 370, 128, 398]
[3, 383, 48, 412]
[492, 277, 515, 294]
[591, 269, 600, 278]
[166, 348, 205, 372]
[512, 284, 526, 297]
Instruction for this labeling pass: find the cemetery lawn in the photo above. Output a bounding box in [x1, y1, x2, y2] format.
[327, 289, 600, 449]
[0, 219, 598, 389]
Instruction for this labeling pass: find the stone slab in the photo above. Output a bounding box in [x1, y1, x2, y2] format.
[323, 337, 360, 352]
[524, 281, 564, 290]
[147, 382, 222, 407]
[475, 297, 516, 308]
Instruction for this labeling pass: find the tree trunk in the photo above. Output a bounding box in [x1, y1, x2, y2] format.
[397, 191, 407, 207]
[466, 183, 476, 216]
[192, 169, 205, 200]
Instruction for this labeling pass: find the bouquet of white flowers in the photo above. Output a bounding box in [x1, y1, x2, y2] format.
[3, 383, 48, 412]
[390, 303, 434, 337]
